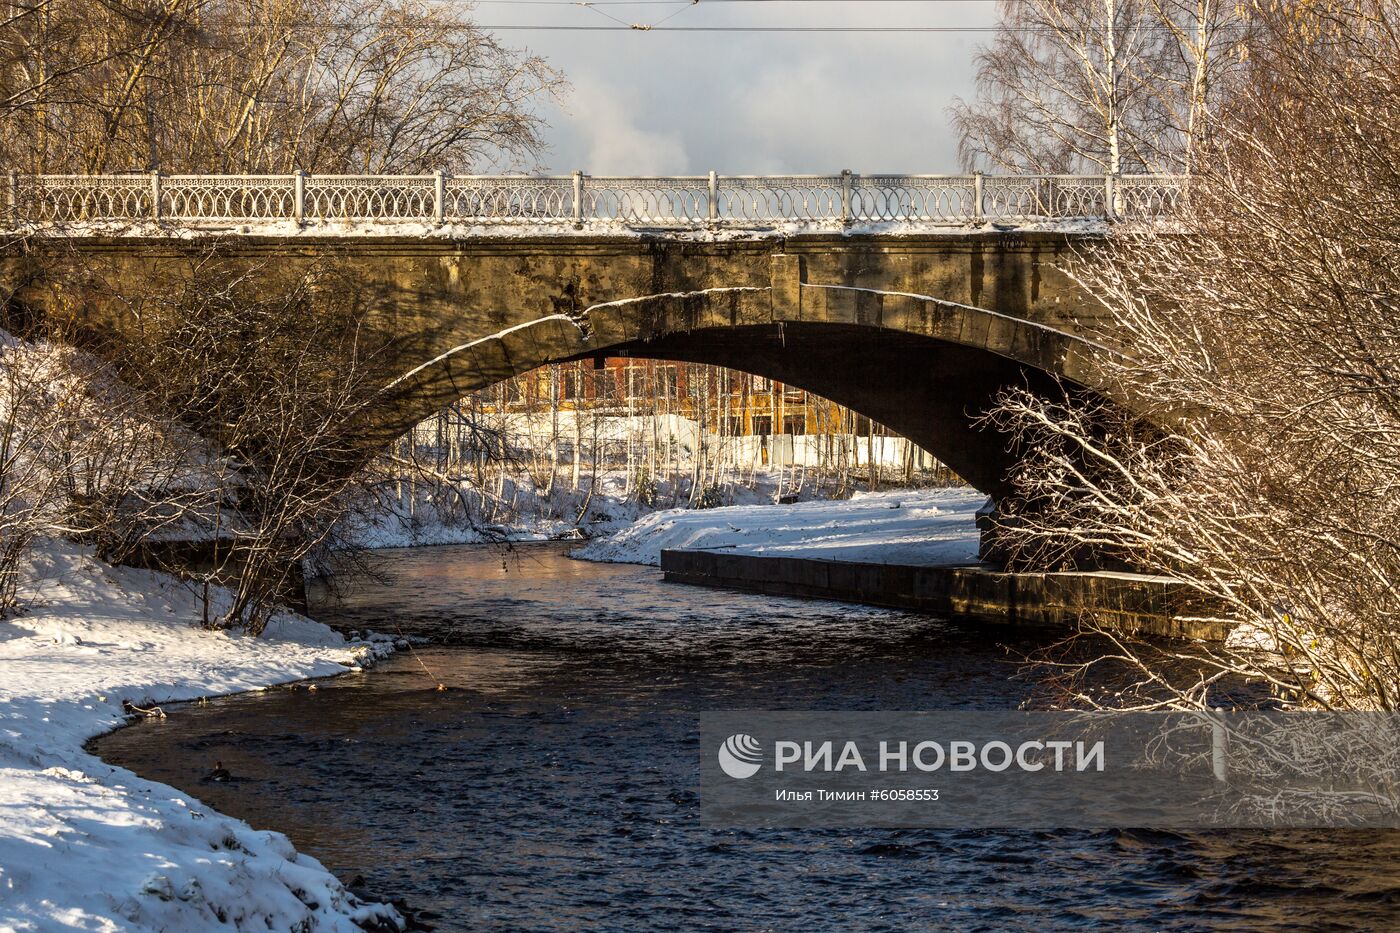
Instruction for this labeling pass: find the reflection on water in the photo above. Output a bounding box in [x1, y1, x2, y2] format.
[95, 544, 1400, 931]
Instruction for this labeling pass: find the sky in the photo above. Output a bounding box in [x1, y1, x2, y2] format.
[466, 0, 1001, 175]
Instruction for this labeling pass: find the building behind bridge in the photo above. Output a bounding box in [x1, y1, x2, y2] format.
[406, 358, 961, 481]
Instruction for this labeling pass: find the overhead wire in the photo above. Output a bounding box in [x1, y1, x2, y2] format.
[573, 0, 701, 29]
[173, 0, 1249, 34]
[431, 1, 1243, 33]
[468, 1, 1012, 5]
[469, 25, 1239, 31]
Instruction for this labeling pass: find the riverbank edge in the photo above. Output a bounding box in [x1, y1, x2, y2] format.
[79, 670, 442, 933]
[0, 539, 409, 932]
[660, 548, 1230, 641]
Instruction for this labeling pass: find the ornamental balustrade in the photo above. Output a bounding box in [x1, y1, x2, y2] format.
[3, 171, 1184, 230]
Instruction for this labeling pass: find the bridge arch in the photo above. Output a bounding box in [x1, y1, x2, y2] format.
[375, 286, 1118, 500]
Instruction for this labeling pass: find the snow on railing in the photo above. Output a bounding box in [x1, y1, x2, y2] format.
[2, 171, 1184, 231]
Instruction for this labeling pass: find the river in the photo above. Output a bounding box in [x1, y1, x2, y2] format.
[93, 543, 1400, 931]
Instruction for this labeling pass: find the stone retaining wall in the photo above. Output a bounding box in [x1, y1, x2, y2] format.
[660, 548, 1229, 640]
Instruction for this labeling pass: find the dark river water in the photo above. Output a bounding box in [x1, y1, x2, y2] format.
[94, 543, 1400, 931]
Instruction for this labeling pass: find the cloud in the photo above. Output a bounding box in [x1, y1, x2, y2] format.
[493, 1, 998, 174]
[546, 75, 687, 175]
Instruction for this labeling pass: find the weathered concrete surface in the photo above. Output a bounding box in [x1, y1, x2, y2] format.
[660, 548, 1229, 640]
[3, 230, 1116, 498]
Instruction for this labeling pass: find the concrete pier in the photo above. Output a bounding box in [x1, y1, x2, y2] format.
[660, 548, 1228, 640]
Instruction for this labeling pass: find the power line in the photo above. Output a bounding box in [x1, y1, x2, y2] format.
[121, 2, 1242, 35]
[469, 1, 1008, 4]
[474, 25, 1206, 31]
[473, 0, 994, 31]
[438, 0, 1212, 31]
[160, 21, 1237, 33]
[468, 1, 1012, 4]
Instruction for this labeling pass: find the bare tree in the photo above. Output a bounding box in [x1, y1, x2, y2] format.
[50, 250, 392, 632]
[987, 0, 1400, 711]
[0, 324, 211, 614]
[0, 333, 76, 611]
[0, 0, 566, 628]
[951, 0, 1248, 173]
[0, 0, 564, 173]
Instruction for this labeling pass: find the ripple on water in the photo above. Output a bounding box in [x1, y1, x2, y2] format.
[95, 543, 1400, 932]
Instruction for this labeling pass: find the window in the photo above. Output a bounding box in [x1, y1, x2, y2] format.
[783, 414, 806, 436]
[622, 363, 678, 400]
[750, 375, 772, 392]
[751, 415, 773, 436]
[627, 366, 648, 400]
[593, 370, 617, 401]
[560, 368, 581, 400]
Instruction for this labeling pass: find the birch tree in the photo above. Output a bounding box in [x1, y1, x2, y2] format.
[952, 0, 1248, 173]
[988, 0, 1400, 711]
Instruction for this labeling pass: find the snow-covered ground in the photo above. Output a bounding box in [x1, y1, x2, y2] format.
[344, 468, 874, 550]
[572, 487, 987, 567]
[0, 539, 402, 932]
[344, 472, 635, 549]
[0, 485, 984, 930]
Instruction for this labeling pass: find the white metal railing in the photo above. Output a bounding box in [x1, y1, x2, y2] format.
[2, 171, 1184, 231]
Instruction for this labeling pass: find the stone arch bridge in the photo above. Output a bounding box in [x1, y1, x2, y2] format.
[1, 172, 1179, 503]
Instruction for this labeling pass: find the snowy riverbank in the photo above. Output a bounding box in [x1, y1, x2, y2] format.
[572, 487, 987, 567]
[0, 539, 402, 932]
[0, 485, 984, 930]
[344, 468, 887, 550]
